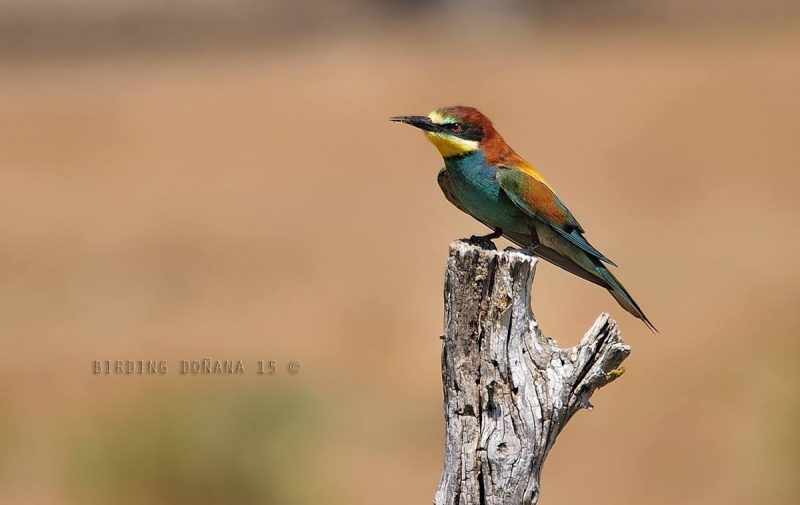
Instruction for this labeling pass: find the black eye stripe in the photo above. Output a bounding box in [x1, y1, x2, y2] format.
[436, 121, 483, 141]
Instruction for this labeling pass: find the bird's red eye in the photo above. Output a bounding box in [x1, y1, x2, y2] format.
[452, 123, 463, 133]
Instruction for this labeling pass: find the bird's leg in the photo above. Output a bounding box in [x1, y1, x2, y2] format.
[523, 226, 541, 257]
[465, 227, 503, 250]
[471, 227, 503, 241]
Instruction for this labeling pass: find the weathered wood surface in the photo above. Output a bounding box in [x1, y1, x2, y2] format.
[434, 240, 631, 505]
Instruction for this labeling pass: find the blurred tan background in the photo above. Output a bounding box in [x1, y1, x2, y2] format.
[1, 1, 799, 504]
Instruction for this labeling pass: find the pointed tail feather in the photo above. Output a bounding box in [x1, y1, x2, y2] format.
[596, 265, 657, 332]
[502, 229, 656, 332]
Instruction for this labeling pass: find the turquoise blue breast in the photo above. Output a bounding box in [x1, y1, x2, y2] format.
[444, 151, 529, 233]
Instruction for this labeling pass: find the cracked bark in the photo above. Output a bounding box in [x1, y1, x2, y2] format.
[434, 241, 631, 505]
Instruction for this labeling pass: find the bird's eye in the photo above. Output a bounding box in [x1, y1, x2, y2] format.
[451, 123, 464, 133]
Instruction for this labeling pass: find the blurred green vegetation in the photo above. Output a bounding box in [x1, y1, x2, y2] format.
[67, 386, 322, 505]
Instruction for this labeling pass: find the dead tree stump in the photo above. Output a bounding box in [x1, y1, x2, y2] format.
[434, 241, 631, 505]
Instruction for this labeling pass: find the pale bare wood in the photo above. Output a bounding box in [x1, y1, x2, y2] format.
[434, 240, 631, 505]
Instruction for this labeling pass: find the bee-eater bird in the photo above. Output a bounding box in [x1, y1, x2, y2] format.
[391, 106, 656, 331]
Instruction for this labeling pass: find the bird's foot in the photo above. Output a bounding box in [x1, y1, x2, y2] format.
[463, 228, 502, 250]
[464, 235, 496, 250]
[522, 243, 540, 258]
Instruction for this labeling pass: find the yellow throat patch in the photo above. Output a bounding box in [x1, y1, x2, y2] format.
[423, 111, 479, 157]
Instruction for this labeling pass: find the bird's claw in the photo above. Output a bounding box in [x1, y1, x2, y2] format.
[465, 232, 498, 251]
[522, 244, 540, 258]
[462, 227, 502, 250]
[464, 235, 497, 250]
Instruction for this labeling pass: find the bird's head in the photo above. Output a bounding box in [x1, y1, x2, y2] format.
[391, 106, 502, 159]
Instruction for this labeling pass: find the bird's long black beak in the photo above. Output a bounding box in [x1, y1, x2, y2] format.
[390, 115, 438, 132]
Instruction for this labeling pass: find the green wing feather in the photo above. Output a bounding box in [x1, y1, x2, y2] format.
[495, 166, 617, 267]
